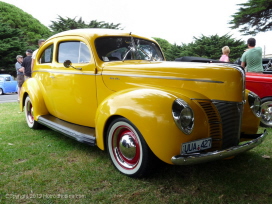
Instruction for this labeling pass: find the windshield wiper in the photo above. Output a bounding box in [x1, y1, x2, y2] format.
[137, 47, 156, 61]
[122, 46, 135, 61]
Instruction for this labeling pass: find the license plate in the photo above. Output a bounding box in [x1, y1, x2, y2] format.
[181, 138, 212, 154]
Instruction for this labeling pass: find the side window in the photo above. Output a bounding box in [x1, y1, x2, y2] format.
[40, 44, 54, 63]
[79, 42, 91, 63]
[5, 77, 10, 81]
[58, 41, 91, 63]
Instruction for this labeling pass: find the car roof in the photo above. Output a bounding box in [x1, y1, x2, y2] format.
[47, 28, 156, 42]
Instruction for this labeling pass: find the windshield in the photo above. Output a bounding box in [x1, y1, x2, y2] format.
[95, 37, 164, 62]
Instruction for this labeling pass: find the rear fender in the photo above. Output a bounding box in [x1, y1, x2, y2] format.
[20, 78, 48, 120]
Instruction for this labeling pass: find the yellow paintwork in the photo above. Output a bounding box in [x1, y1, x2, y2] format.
[20, 29, 261, 164]
[241, 89, 260, 134]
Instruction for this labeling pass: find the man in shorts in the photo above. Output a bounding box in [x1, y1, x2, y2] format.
[15, 55, 24, 101]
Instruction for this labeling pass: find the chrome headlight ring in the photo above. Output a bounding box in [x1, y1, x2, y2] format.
[172, 98, 194, 135]
[248, 92, 261, 117]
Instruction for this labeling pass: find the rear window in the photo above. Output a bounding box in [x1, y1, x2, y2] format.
[40, 44, 54, 63]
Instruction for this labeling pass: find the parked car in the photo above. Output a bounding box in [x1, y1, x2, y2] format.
[20, 29, 267, 178]
[176, 56, 272, 128]
[0, 74, 18, 95]
[246, 72, 272, 127]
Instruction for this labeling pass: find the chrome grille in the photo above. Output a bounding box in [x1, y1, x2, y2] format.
[213, 101, 242, 149]
[197, 100, 242, 150]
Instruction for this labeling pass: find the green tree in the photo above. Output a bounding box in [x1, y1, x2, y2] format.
[178, 34, 247, 62]
[153, 38, 173, 60]
[165, 43, 184, 61]
[229, 0, 272, 35]
[0, 2, 51, 45]
[49, 15, 122, 34]
[0, 1, 52, 75]
[0, 22, 28, 75]
[153, 38, 185, 61]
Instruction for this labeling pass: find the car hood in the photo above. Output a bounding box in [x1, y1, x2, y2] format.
[101, 61, 244, 102]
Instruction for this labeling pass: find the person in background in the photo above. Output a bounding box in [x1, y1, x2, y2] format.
[219, 46, 230, 62]
[31, 39, 45, 71]
[21, 49, 33, 79]
[240, 38, 263, 73]
[15, 55, 24, 101]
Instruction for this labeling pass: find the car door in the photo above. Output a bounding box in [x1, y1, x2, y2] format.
[37, 37, 97, 127]
[4, 76, 12, 93]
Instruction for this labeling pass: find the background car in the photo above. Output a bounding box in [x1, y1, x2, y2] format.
[246, 72, 272, 127]
[0, 74, 18, 95]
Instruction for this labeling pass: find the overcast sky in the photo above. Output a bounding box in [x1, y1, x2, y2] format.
[2, 0, 272, 55]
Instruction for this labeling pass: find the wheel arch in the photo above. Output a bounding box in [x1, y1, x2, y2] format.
[0, 86, 5, 94]
[95, 88, 210, 164]
[20, 78, 49, 120]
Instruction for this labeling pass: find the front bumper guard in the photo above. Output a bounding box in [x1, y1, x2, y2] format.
[171, 129, 267, 165]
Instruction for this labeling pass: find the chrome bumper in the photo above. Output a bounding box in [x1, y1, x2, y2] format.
[171, 129, 267, 165]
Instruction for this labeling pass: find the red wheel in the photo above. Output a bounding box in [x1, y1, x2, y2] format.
[107, 118, 154, 178]
[24, 96, 39, 129]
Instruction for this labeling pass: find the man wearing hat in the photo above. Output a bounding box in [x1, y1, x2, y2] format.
[15, 55, 24, 101]
[21, 49, 33, 80]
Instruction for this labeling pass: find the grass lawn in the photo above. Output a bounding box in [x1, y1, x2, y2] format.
[1, 102, 272, 204]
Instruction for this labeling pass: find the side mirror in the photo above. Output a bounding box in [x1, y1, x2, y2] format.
[63, 60, 82, 70]
[63, 60, 72, 68]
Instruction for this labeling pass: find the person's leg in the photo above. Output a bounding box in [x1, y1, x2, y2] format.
[17, 75, 24, 101]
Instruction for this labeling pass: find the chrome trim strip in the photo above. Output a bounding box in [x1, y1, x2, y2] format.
[171, 129, 267, 165]
[102, 73, 224, 83]
[192, 98, 244, 104]
[33, 70, 223, 83]
[33, 70, 97, 76]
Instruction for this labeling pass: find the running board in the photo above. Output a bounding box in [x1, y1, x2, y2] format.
[38, 115, 96, 146]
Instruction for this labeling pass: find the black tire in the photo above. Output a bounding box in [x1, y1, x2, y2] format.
[24, 96, 40, 129]
[260, 97, 272, 127]
[106, 117, 156, 178]
[0, 88, 3, 95]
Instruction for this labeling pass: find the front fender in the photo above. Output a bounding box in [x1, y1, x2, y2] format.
[95, 88, 210, 164]
[241, 89, 261, 134]
[20, 78, 48, 120]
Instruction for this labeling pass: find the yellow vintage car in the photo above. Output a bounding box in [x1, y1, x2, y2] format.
[20, 29, 267, 178]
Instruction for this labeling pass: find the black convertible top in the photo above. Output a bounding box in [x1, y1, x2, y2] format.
[175, 56, 226, 63]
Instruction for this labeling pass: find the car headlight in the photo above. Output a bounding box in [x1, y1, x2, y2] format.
[172, 98, 194, 134]
[248, 92, 261, 117]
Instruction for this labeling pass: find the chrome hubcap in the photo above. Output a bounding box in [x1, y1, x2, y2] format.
[27, 101, 34, 124]
[119, 134, 136, 159]
[112, 126, 140, 169]
[261, 101, 272, 126]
